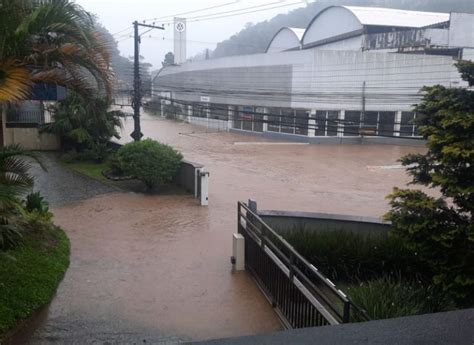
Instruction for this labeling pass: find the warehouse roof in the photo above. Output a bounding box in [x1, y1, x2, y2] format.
[266, 27, 305, 53]
[301, 5, 450, 47]
[342, 6, 450, 28]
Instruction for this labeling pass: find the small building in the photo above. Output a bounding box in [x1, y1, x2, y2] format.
[0, 83, 64, 150]
[153, 5, 474, 144]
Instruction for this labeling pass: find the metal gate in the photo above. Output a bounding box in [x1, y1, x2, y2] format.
[237, 201, 368, 328]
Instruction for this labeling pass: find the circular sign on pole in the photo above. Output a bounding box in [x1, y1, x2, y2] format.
[175, 21, 186, 33]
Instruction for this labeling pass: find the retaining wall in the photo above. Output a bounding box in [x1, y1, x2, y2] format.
[258, 209, 391, 237]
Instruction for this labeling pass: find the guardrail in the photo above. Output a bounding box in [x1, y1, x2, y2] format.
[237, 201, 369, 328]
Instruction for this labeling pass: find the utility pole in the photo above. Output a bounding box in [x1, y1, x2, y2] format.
[131, 21, 164, 141]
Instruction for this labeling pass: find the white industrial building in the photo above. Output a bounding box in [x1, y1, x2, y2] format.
[153, 5, 474, 144]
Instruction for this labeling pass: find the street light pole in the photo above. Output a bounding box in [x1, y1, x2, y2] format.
[131, 21, 164, 141]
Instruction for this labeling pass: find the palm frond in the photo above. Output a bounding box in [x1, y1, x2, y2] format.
[0, 60, 31, 102]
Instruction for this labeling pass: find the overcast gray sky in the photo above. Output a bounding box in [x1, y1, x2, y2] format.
[74, 0, 309, 69]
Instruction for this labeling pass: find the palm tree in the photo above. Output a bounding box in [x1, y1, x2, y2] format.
[0, 144, 38, 249]
[0, 0, 114, 103]
[42, 91, 125, 153]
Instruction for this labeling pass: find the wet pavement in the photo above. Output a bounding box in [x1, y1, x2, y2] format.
[11, 113, 427, 344]
[30, 153, 117, 206]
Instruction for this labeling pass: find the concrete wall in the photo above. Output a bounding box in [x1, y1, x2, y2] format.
[258, 209, 391, 237]
[449, 13, 474, 48]
[174, 160, 203, 195]
[3, 127, 60, 150]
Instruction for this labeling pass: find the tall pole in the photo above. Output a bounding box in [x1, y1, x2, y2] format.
[131, 21, 142, 141]
[131, 21, 164, 141]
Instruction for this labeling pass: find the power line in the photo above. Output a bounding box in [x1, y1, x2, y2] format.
[142, 1, 240, 22]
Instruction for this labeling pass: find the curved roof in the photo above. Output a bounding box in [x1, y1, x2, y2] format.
[342, 6, 449, 28]
[265, 27, 305, 53]
[302, 6, 450, 46]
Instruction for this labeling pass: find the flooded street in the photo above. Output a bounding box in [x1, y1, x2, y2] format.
[13, 113, 427, 344]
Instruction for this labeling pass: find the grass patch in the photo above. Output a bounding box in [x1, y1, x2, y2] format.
[64, 161, 110, 184]
[0, 226, 70, 339]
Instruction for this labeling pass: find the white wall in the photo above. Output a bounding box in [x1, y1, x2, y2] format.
[449, 13, 474, 48]
[291, 50, 463, 111]
[156, 49, 465, 114]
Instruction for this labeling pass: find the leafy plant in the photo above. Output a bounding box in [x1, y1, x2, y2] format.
[42, 92, 124, 157]
[0, 0, 114, 103]
[0, 145, 40, 250]
[386, 61, 474, 306]
[25, 192, 49, 215]
[117, 139, 183, 190]
[282, 229, 427, 283]
[345, 276, 454, 321]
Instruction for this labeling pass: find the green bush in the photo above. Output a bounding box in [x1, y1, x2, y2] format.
[117, 139, 183, 189]
[282, 229, 428, 283]
[345, 276, 454, 321]
[25, 192, 49, 215]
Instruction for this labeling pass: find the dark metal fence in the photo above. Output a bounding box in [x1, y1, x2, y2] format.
[6, 109, 52, 125]
[237, 201, 369, 328]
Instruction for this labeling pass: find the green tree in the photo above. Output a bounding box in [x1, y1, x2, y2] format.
[162, 52, 175, 67]
[42, 92, 124, 158]
[386, 61, 474, 306]
[0, 0, 114, 103]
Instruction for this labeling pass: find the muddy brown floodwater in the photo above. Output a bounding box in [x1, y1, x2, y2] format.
[12, 112, 427, 344]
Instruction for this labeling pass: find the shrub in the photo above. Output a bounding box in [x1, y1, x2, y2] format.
[345, 276, 454, 321]
[282, 229, 429, 283]
[25, 192, 49, 215]
[117, 139, 183, 189]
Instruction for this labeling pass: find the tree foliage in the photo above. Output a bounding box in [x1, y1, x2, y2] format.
[42, 92, 124, 157]
[117, 139, 183, 190]
[386, 61, 474, 306]
[0, 0, 114, 102]
[0, 145, 43, 250]
[162, 52, 175, 67]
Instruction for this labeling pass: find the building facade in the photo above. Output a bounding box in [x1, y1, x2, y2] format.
[153, 6, 474, 144]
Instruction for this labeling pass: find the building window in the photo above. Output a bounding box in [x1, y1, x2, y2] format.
[400, 112, 419, 137]
[267, 108, 281, 132]
[254, 107, 264, 133]
[210, 104, 228, 120]
[315, 110, 338, 136]
[295, 110, 309, 136]
[378, 112, 395, 137]
[192, 103, 208, 118]
[239, 106, 253, 131]
[232, 106, 242, 129]
[280, 108, 295, 134]
[344, 111, 361, 136]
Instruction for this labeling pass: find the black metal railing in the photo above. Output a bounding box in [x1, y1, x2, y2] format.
[237, 201, 369, 328]
[6, 109, 52, 125]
